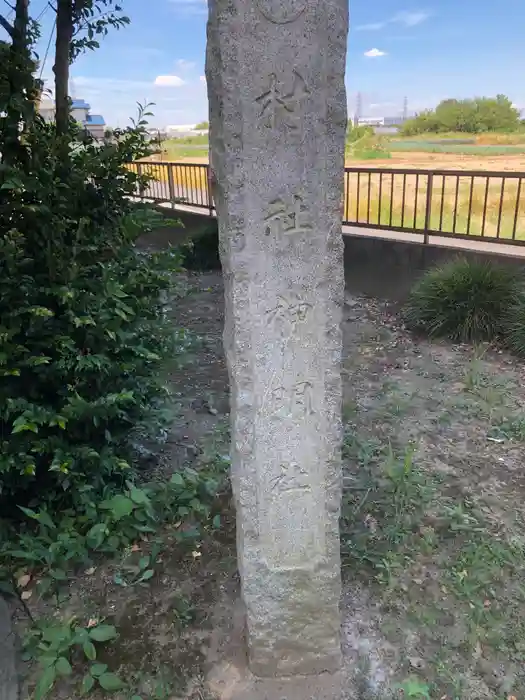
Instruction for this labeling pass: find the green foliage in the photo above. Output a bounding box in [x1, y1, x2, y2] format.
[24, 617, 122, 699]
[405, 258, 522, 342]
[0, 110, 185, 509]
[1, 461, 226, 597]
[346, 123, 391, 160]
[70, 1, 130, 59]
[340, 442, 434, 579]
[504, 294, 525, 357]
[193, 121, 209, 130]
[401, 95, 521, 135]
[346, 123, 374, 143]
[0, 8, 230, 700]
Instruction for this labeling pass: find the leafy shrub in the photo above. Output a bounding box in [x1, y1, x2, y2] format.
[346, 123, 374, 143]
[346, 128, 391, 160]
[503, 294, 525, 357]
[0, 457, 228, 597]
[405, 258, 522, 342]
[0, 110, 184, 514]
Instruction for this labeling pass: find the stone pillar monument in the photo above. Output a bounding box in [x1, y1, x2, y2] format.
[206, 0, 348, 677]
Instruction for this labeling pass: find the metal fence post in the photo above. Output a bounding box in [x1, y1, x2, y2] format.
[167, 164, 175, 208]
[137, 163, 144, 200]
[207, 165, 214, 217]
[423, 172, 434, 244]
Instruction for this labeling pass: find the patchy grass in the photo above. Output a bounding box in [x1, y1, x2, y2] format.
[389, 141, 525, 156]
[341, 294, 525, 699]
[161, 136, 209, 162]
[393, 131, 525, 146]
[13, 270, 525, 700]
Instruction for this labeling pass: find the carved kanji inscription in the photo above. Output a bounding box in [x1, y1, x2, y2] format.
[255, 71, 310, 131]
[263, 194, 312, 237]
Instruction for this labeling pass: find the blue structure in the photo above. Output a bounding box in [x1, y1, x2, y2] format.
[86, 114, 106, 126]
[71, 99, 91, 110]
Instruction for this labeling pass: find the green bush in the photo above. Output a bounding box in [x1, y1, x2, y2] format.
[504, 295, 525, 357]
[405, 258, 522, 342]
[346, 123, 374, 143]
[401, 95, 520, 135]
[0, 112, 183, 513]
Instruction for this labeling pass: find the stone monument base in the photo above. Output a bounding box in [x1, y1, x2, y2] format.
[205, 591, 354, 700]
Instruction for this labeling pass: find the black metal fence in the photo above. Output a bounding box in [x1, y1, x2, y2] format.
[127, 161, 213, 212]
[130, 161, 525, 245]
[343, 167, 525, 245]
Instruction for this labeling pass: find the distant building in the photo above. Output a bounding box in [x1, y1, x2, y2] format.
[84, 112, 106, 140]
[38, 97, 106, 139]
[38, 99, 55, 123]
[165, 124, 209, 138]
[384, 115, 409, 127]
[357, 116, 385, 127]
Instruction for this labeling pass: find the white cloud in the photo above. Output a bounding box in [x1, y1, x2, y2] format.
[175, 59, 196, 71]
[72, 74, 209, 129]
[357, 9, 430, 31]
[199, 75, 206, 83]
[364, 48, 387, 57]
[168, 0, 207, 15]
[393, 10, 430, 26]
[154, 75, 185, 87]
[357, 21, 387, 31]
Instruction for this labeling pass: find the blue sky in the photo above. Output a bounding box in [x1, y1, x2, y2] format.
[23, 0, 525, 126]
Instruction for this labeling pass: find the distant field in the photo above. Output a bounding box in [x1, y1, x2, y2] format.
[160, 136, 208, 161]
[390, 141, 525, 156]
[153, 135, 525, 161]
[344, 170, 525, 240]
[134, 159, 525, 241]
[395, 131, 525, 145]
[391, 131, 525, 155]
[137, 134, 525, 241]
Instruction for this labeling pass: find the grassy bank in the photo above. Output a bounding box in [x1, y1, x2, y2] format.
[160, 137, 209, 161]
[390, 142, 525, 156]
[395, 130, 525, 145]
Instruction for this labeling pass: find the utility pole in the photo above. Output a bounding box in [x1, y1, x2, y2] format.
[354, 91, 362, 127]
[403, 95, 408, 122]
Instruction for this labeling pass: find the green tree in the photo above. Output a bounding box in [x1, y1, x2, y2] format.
[401, 95, 520, 135]
[194, 121, 209, 130]
[0, 1, 180, 513]
[53, 0, 129, 134]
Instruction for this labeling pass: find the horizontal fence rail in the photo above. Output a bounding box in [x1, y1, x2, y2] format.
[130, 161, 525, 246]
[344, 167, 525, 245]
[128, 161, 213, 212]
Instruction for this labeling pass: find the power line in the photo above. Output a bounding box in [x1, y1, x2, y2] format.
[36, 2, 52, 22]
[2, 0, 15, 21]
[38, 16, 56, 79]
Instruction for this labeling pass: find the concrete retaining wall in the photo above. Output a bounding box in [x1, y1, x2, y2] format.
[136, 204, 525, 302]
[343, 235, 525, 301]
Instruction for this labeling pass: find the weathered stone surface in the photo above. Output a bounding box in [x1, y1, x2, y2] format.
[206, 0, 348, 677]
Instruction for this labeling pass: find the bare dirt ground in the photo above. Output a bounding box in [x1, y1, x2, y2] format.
[17, 271, 525, 700]
[350, 152, 525, 171]
[175, 152, 525, 172]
